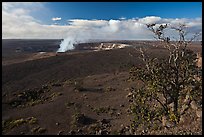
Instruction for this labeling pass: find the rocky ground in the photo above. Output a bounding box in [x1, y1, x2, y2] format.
[2, 40, 202, 135]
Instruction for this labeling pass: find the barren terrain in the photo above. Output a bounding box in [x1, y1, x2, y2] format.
[2, 39, 202, 135]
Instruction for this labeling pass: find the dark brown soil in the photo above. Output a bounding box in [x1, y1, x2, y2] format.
[2, 40, 202, 135]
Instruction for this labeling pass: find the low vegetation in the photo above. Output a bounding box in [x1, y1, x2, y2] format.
[92, 106, 117, 116]
[73, 79, 86, 92]
[2, 117, 38, 134]
[31, 126, 46, 133]
[8, 83, 63, 108]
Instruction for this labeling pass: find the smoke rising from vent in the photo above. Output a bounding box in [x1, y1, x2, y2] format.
[57, 37, 77, 52]
[57, 32, 91, 52]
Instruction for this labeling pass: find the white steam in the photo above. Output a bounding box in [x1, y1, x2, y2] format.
[57, 26, 94, 52]
[57, 37, 76, 52]
[57, 37, 89, 52]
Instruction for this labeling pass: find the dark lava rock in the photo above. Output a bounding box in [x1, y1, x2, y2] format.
[69, 130, 76, 135]
[99, 119, 110, 125]
[76, 114, 97, 125]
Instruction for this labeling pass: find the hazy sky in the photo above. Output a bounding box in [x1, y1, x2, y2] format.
[2, 2, 202, 40]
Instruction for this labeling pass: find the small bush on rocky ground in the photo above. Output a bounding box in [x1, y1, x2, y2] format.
[31, 126, 46, 134]
[9, 88, 46, 108]
[2, 117, 38, 134]
[8, 85, 62, 108]
[73, 79, 86, 92]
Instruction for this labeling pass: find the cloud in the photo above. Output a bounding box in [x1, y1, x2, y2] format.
[138, 16, 161, 24]
[119, 17, 126, 20]
[67, 19, 108, 27]
[2, 2, 202, 41]
[52, 17, 62, 21]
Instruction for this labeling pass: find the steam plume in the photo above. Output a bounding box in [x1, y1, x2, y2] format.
[57, 37, 77, 52]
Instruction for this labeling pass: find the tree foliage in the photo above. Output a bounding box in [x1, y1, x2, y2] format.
[128, 23, 202, 132]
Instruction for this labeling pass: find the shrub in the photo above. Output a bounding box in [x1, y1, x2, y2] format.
[74, 79, 86, 91]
